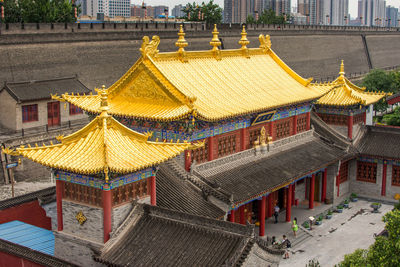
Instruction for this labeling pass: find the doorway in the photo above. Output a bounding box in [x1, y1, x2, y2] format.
[47, 102, 60, 126]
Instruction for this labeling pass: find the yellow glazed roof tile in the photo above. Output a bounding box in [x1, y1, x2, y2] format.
[315, 61, 387, 107]
[55, 27, 333, 122]
[4, 90, 198, 176]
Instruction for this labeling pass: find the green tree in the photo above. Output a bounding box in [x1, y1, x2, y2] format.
[246, 15, 256, 25]
[183, 1, 222, 25]
[339, 209, 400, 266]
[257, 9, 288, 25]
[382, 107, 400, 126]
[1, 0, 77, 23]
[361, 69, 397, 112]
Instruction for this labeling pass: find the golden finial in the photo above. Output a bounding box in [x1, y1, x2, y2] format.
[175, 25, 188, 53]
[339, 60, 345, 76]
[18, 158, 21, 164]
[99, 85, 109, 114]
[239, 25, 249, 49]
[210, 24, 221, 51]
[104, 167, 109, 183]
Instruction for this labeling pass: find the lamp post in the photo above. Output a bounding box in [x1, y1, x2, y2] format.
[0, 0, 4, 35]
[360, 16, 363, 26]
[254, 10, 259, 23]
[326, 14, 329, 25]
[344, 15, 348, 26]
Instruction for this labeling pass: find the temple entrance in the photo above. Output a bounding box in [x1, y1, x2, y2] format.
[278, 188, 286, 210]
[47, 101, 60, 126]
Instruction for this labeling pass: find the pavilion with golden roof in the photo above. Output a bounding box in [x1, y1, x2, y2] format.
[312, 61, 387, 139]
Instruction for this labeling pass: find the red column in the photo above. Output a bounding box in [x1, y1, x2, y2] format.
[56, 180, 63, 232]
[292, 183, 296, 205]
[102, 189, 112, 243]
[150, 176, 156, 206]
[381, 164, 387, 196]
[239, 205, 245, 225]
[363, 111, 366, 124]
[270, 121, 276, 141]
[321, 168, 327, 203]
[347, 114, 353, 139]
[293, 115, 298, 135]
[229, 210, 236, 222]
[208, 136, 214, 161]
[309, 174, 315, 209]
[286, 184, 292, 222]
[306, 112, 311, 130]
[184, 150, 191, 172]
[267, 194, 273, 218]
[240, 128, 247, 151]
[259, 196, 266, 236]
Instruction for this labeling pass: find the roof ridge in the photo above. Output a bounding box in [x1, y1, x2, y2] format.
[0, 186, 55, 210]
[5, 76, 78, 85]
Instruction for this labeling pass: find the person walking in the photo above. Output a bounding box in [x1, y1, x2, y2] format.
[274, 203, 280, 224]
[292, 217, 298, 237]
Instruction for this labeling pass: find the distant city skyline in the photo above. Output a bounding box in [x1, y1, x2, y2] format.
[131, 0, 400, 19]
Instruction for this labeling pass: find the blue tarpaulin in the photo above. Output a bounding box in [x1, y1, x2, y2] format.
[0, 220, 54, 255]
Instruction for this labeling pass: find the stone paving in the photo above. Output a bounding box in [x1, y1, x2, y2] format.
[0, 181, 54, 201]
[260, 200, 393, 266]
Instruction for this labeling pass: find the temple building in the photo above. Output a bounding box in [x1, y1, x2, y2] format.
[1, 25, 399, 266]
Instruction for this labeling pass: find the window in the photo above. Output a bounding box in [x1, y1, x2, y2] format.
[353, 113, 364, 125]
[338, 161, 349, 184]
[297, 114, 307, 133]
[392, 166, 400, 186]
[356, 161, 377, 183]
[249, 128, 261, 148]
[276, 119, 291, 139]
[69, 104, 83, 115]
[22, 104, 38, 123]
[217, 135, 236, 158]
[112, 179, 148, 206]
[192, 140, 208, 163]
[63, 182, 102, 207]
[317, 113, 347, 125]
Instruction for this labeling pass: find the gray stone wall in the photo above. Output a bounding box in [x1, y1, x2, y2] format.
[42, 202, 57, 230]
[330, 125, 348, 139]
[54, 231, 104, 267]
[111, 202, 133, 231]
[366, 35, 400, 69]
[0, 90, 17, 130]
[62, 200, 104, 243]
[350, 161, 382, 197]
[327, 163, 339, 202]
[295, 179, 306, 202]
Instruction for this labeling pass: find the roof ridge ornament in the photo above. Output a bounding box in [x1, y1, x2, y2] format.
[210, 24, 222, 60]
[259, 34, 271, 52]
[239, 25, 250, 49]
[140, 35, 160, 59]
[339, 60, 345, 76]
[175, 25, 188, 62]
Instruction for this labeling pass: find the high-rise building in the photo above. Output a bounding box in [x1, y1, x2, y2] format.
[154, 5, 168, 18]
[79, 0, 130, 18]
[298, 0, 327, 25]
[275, 0, 291, 16]
[386, 6, 398, 27]
[172, 4, 185, 18]
[331, 0, 348, 25]
[358, 0, 386, 26]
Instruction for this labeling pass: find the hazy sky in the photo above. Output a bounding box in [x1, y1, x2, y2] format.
[134, 0, 400, 19]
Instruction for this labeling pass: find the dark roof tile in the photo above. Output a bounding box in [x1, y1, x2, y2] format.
[0, 186, 55, 210]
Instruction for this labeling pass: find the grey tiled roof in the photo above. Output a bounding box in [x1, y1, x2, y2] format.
[96, 204, 278, 267]
[0, 186, 55, 211]
[0, 238, 78, 267]
[157, 162, 226, 219]
[203, 137, 348, 203]
[356, 125, 400, 159]
[1, 76, 90, 102]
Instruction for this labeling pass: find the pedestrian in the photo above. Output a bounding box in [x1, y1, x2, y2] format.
[271, 236, 277, 245]
[281, 235, 291, 259]
[292, 217, 298, 237]
[274, 203, 280, 224]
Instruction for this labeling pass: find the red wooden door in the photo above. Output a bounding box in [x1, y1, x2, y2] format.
[47, 102, 60, 126]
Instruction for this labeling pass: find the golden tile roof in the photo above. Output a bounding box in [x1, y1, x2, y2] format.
[53, 26, 334, 122]
[4, 89, 199, 178]
[314, 61, 387, 107]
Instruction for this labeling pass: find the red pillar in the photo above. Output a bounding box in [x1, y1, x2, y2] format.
[293, 115, 298, 135]
[381, 164, 387, 196]
[150, 176, 156, 206]
[267, 194, 273, 218]
[102, 189, 112, 243]
[286, 184, 292, 222]
[292, 183, 296, 206]
[309, 174, 315, 209]
[306, 112, 311, 130]
[363, 111, 366, 124]
[56, 180, 63, 232]
[347, 114, 353, 139]
[270, 121, 276, 141]
[240, 127, 247, 151]
[321, 168, 327, 203]
[184, 150, 191, 172]
[259, 196, 266, 236]
[239, 205, 245, 225]
[229, 210, 236, 222]
[208, 136, 214, 161]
